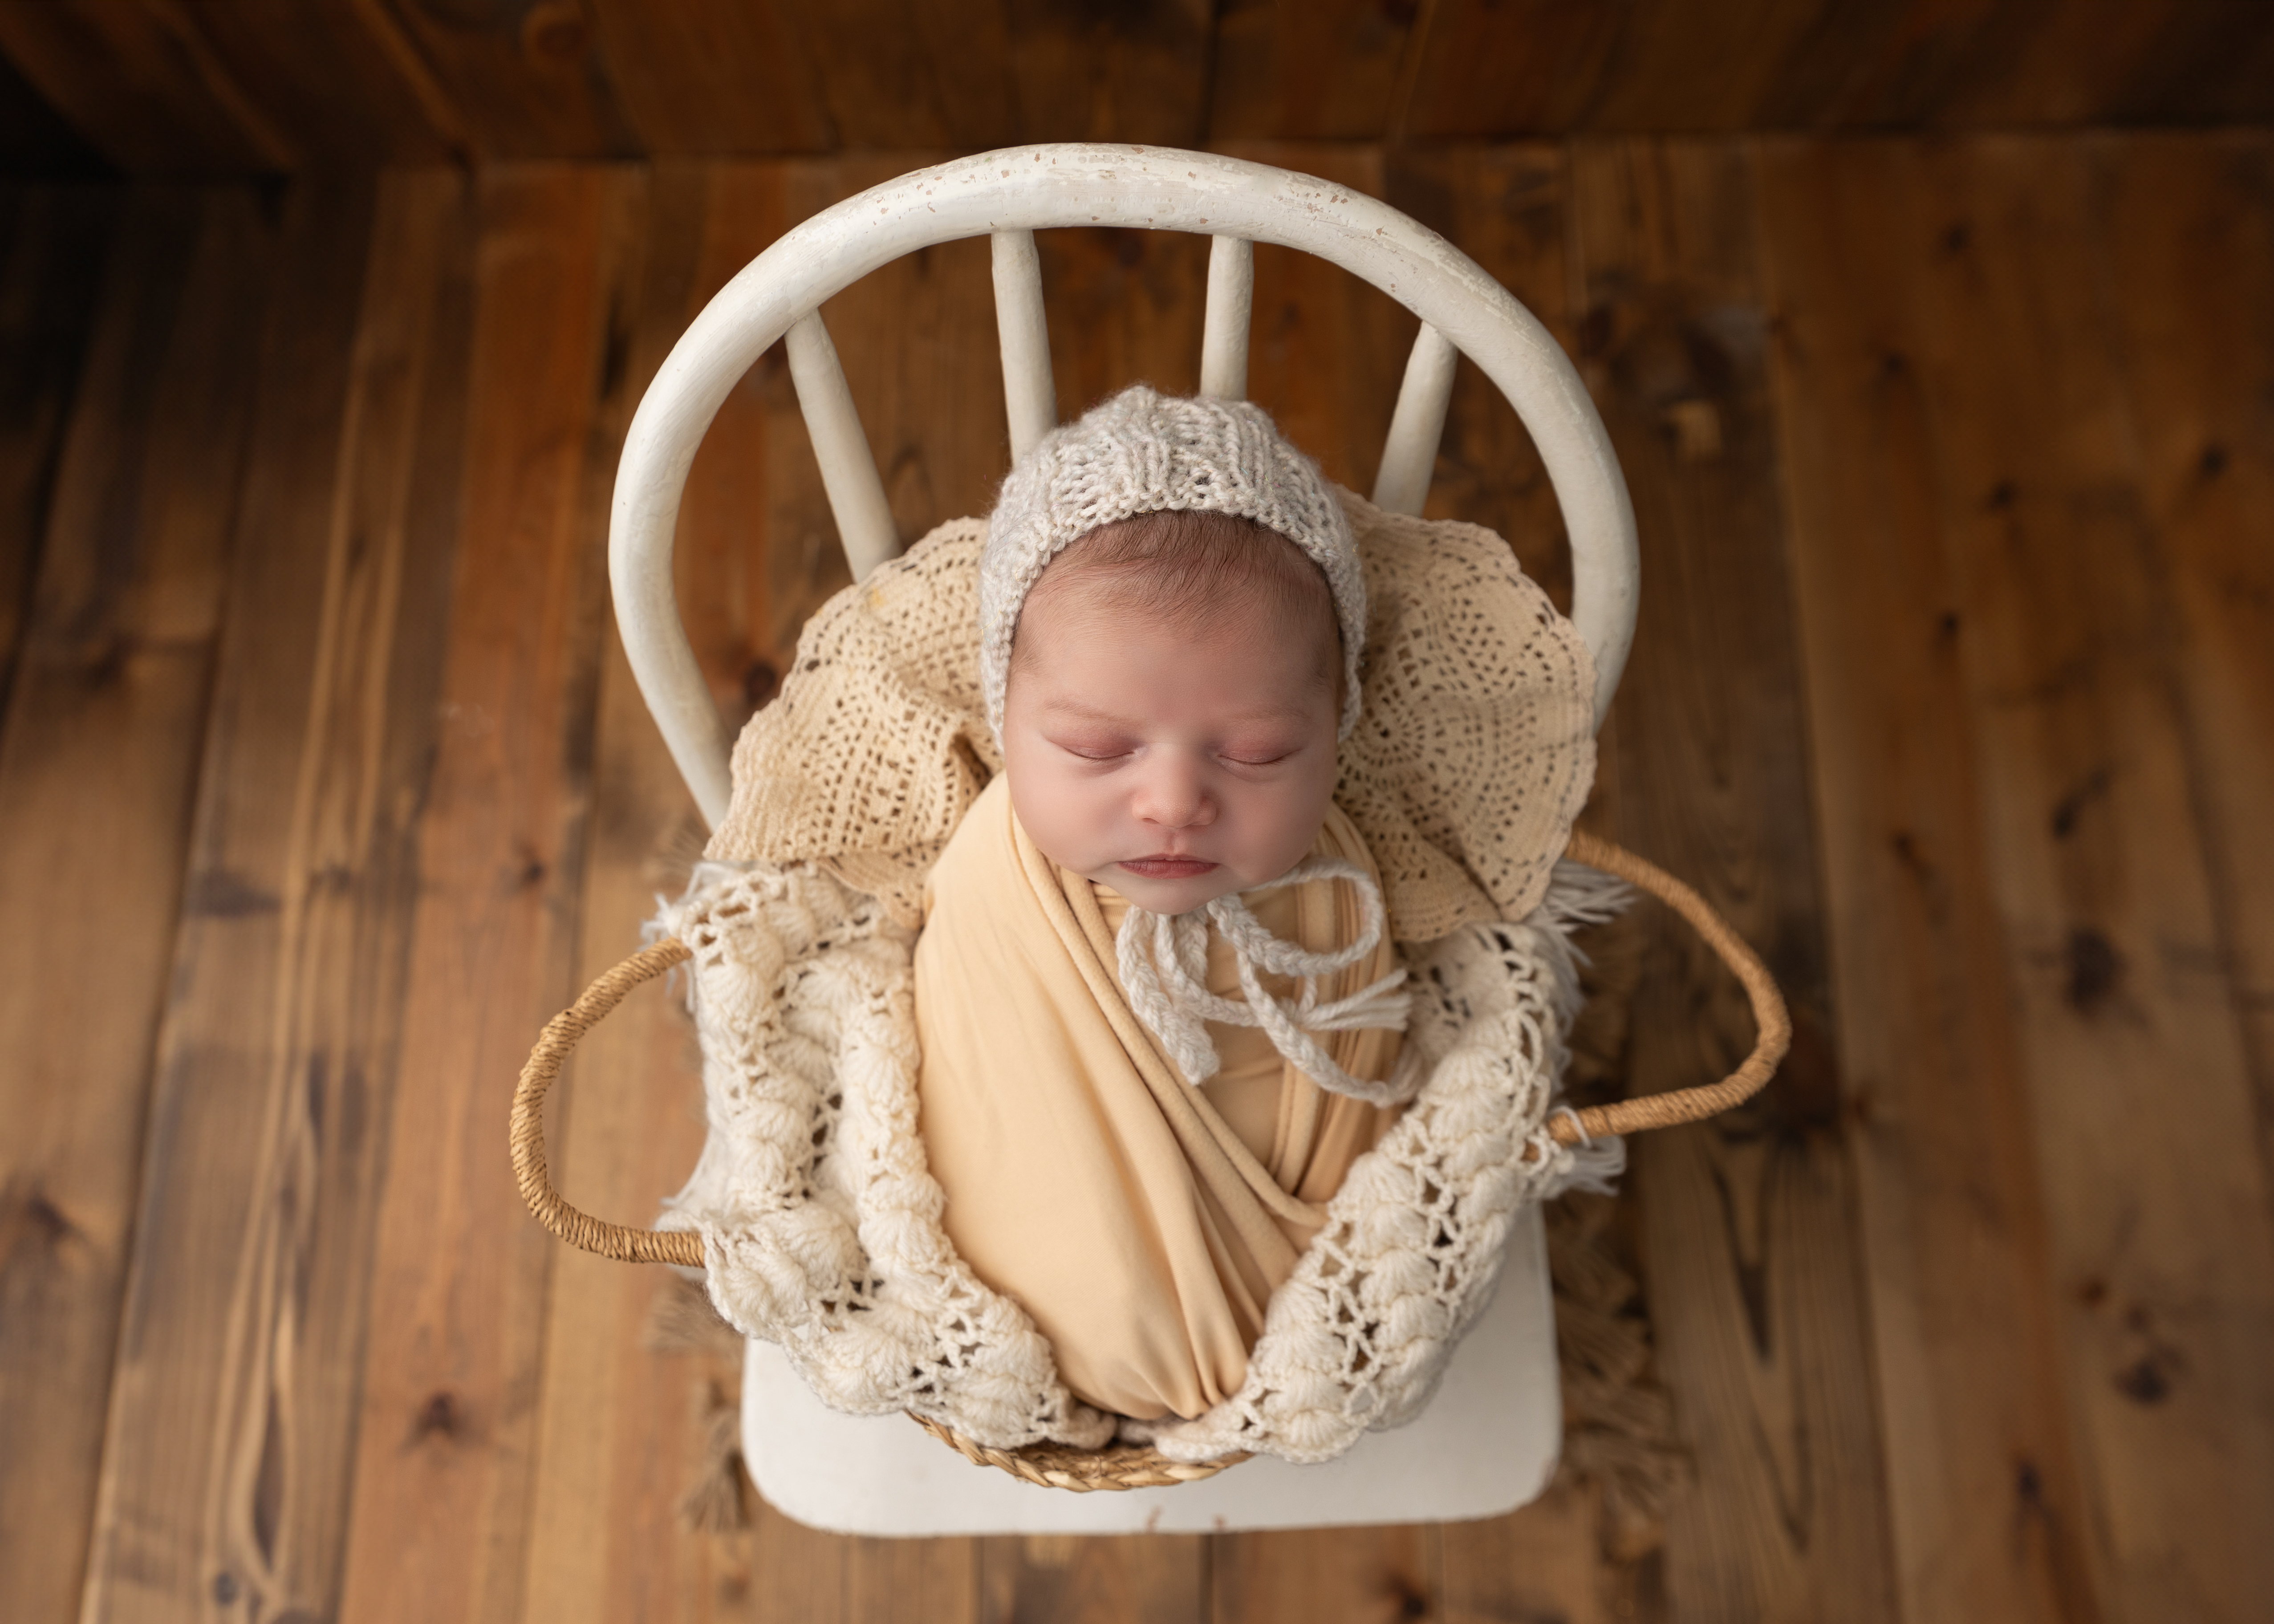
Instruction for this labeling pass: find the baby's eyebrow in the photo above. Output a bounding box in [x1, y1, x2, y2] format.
[1030, 695, 1128, 721]
[1035, 695, 1315, 727]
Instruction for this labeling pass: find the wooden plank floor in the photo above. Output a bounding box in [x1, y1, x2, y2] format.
[0, 133, 2268, 1624]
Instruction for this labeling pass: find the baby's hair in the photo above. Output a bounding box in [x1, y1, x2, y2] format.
[1011, 509, 1342, 687]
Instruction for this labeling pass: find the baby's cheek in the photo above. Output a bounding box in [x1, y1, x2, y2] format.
[1293, 767, 1344, 859]
[1004, 762, 1103, 870]
[1234, 782, 1320, 872]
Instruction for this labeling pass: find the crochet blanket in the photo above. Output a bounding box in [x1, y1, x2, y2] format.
[656, 489, 1612, 1463]
[706, 492, 1596, 937]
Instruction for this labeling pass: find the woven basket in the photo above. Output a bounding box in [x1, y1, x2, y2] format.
[510, 827, 1786, 1489]
[912, 1418, 1248, 1491]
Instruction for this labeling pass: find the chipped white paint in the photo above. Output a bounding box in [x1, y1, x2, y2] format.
[991, 230, 1056, 462]
[1199, 234, 1254, 400]
[1373, 321, 1460, 517]
[785, 311, 900, 585]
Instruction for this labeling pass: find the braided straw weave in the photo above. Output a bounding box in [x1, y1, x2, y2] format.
[912, 1419, 1249, 1491]
[509, 832, 1788, 1489]
[510, 937, 703, 1268]
[1550, 829, 1791, 1144]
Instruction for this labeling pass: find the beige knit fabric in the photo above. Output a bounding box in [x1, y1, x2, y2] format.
[981, 385, 1369, 740]
[657, 858, 1620, 1463]
[708, 487, 1597, 946]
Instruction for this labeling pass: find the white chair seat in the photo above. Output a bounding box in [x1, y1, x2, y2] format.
[741, 1207, 1558, 1535]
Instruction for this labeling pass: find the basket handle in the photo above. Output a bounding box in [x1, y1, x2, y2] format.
[1547, 829, 1791, 1145]
[509, 937, 704, 1267]
[510, 833, 1788, 1262]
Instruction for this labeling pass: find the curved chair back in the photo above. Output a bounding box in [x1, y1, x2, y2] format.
[608, 144, 1638, 828]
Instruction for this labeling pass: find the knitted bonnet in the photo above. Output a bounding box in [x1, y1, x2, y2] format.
[979, 385, 1367, 743]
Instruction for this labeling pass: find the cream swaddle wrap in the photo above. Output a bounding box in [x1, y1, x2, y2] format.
[915, 775, 1405, 1420]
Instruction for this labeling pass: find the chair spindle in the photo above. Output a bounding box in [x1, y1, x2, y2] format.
[1372, 322, 1458, 516]
[785, 310, 901, 581]
[991, 231, 1058, 463]
[1200, 235, 1254, 400]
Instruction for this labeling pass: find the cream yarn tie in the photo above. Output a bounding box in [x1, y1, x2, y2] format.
[1115, 857, 1421, 1107]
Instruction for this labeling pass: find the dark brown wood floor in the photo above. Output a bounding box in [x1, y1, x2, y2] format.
[1, 134, 2269, 1624]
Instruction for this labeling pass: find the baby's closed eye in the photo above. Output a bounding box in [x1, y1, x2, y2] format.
[1050, 734, 1137, 762]
[1218, 741, 1304, 767]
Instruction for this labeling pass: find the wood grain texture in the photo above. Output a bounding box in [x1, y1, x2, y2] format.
[77, 171, 475, 1624]
[11, 1, 2274, 175]
[1381, 142, 1572, 594]
[1207, 0, 1418, 143]
[756, 155, 1009, 626]
[1920, 1, 2274, 128]
[979, 1534, 1207, 1624]
[0, 185, 113, 702]
[359, 0, 636, 161]
[800, 157, 1014, 541]
[1560, 0, 1838, 134]
[1036, 219, 1210, 413]
[1008, 0, 1212, 145]
[75, 171, 375, 1624]
[846, 1539, 979, 1624]
[1431, 1480, 1628, 1624]
[586, 1, 833, 155]
[2092, 131, 2274, 1214]
[1760, 133, 2274, 1623]
[672, 163, 793, 733]
[793, 0, 1019, 150]
[1214, 1521, 1433, 1624]
[1886, 136, 2274, 1622]
[1569, 137, 1898, 1624]
[1400, 0, 2274, 138]
[0, 0, 290, 172]
[332, 164, 637, 1624]
[171, 2, 458, 166]
[0, 187, 275, 1624]
[1397, 1, 1633, 139]
[704, 161, 858, 677]
[513, 158, 746, 1624]
[1755, 135, 2099, 1624]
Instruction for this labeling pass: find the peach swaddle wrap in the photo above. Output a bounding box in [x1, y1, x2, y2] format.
[914, 774, 1406, 1421]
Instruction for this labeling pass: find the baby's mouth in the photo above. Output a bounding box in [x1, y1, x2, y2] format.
[1119, 855, 1218, 879]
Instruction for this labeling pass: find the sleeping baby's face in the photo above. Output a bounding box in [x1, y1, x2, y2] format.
[1001, 511, 1343, 916]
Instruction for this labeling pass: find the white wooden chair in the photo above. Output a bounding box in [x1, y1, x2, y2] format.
[608, 145, 1640, 1535]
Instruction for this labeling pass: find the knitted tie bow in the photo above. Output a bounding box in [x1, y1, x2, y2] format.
[1115, 856, 1422, 1107]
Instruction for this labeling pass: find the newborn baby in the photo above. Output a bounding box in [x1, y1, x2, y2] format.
[915, 386, 1413, 1423]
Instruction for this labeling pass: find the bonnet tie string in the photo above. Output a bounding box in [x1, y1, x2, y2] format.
[1115, 856, 1421, 1107]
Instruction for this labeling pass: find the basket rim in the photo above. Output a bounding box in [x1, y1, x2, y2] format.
[910, 1413, 1251, 1492]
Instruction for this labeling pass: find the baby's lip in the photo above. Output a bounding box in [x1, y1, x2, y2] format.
[1119, 855, 1218, 878]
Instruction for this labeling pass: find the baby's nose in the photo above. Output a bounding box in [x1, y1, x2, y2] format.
[1133, 757, 1214, 829]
